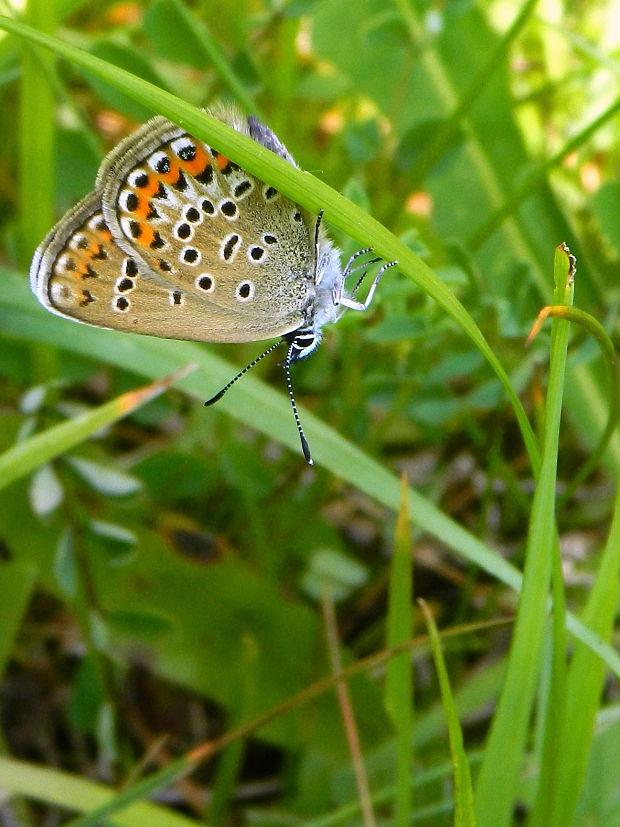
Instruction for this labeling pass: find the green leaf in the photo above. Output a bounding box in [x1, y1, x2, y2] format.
[29, 463, 64, 515]
[53, 527, 78, 597]
[300, 549, 368, 601]
[66, 456, 142, 496]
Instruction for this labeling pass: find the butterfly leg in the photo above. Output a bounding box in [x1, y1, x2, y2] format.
[338, 260, 398, 312]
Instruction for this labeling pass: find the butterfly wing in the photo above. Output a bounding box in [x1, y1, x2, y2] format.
[30, 189, 275, 343]
[97, 112, 318, 341]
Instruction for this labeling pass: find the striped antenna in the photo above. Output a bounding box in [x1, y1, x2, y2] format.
[283, 340, 313, 465]
[204, 339, 313, 465]
[204, 340, 282, 406]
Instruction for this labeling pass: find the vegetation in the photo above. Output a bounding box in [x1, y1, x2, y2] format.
[0, 1, 619, 824]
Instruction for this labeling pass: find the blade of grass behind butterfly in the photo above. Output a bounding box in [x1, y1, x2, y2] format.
[143, 0, 261, 119]
[17, 0, 55, 266]
[16, 0, 61, 390]
[528, 305, 620, 505]
[526, 300, 620, 824]
[384, 474, 414, 826]
[1, 268, 619, 678]
[0, 14, 541, 477]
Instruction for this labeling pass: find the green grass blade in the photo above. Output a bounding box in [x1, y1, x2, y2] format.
[17, 0, 55, 266]
[0, 756, 200, 827]
[529, 306, 620, 503]
[474, 244, 575, 825]
[542, 478, 620, 823]
[420, 600, 476, 827]
[384, 475, 414, 825]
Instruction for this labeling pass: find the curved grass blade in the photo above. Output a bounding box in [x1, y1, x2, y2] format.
[419, 599, 476, 827]
[528, 304, 620, 503]
[0, 13, 540, 475]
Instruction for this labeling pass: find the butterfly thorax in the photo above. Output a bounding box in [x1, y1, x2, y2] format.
[285, 237, 344, 361]
[311, 238, 344, 327]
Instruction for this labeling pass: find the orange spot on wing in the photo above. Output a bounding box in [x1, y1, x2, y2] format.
[74, 258, 92, 277]
[182, 143, 210, 175]
[133, 223, 156, 247]
[76, 226, 111, 261]
[133, 196, 151, 220]
[215, 154, 230, 170]
[93, 224, 113, 241]
[141, 175, 163, 197]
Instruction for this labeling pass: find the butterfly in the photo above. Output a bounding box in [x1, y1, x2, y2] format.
[30, 106, 395, 463]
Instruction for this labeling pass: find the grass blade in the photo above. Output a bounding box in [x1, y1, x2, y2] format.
[384, 474, 414, 825]
[420, 600, 476, 827]
[474, 244, 575, 825]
